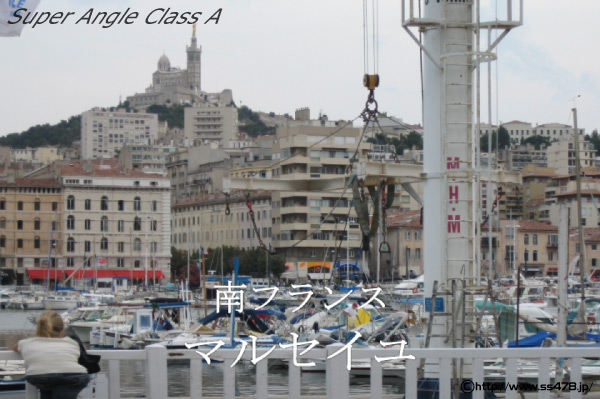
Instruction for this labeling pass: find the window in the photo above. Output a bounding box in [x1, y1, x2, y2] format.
[0, 218, 5, 229]
[532, 234, 538, 245]
[524, 250, 529, 262]
[67, 258, 75, 267]
[85, 199, 91, 211]
[67, 237, 75, 252]
[405, 231, 411, 240]
[34, 236, 40, 249]
[523, 234, 529, 245]
[152, 200, 158, 212]
[533, 250, 538, 262]
[415, 231, 421, 241]
[67, 215, 75, 230]
[17, 239, 23, 249]
[0, 200, 4, 210]
[101, 196, 109, 211]
[85, 241, 91, 252]
[118, 220, 124, 232]
[151, 220, 157, 231]
[101, 216, 109, 232]
[52, 202, 58, 211]
[34, 200, 40, 211]
[593, 244, 598, 251]
[67, 195, 75, 210]
[506, 227, 514, 239]
[17, 201, 23, 211]
[133, 238, 141, 251]
[118, 200, 125, 211]
[134, 260, 141, 268]
[0, 236, 5, 248]
[416, 248, 421, 260]
[118, 242, 124, 253]
[133, 217, 141, 231]
[117, 258, 125, 268]
[134, 197, 141, 211]
[405, 247, 411, 260]
[150, 242, 157, 253]
[17, 220, 23, 230]
[85, 219, 91, 230]
[592, 258, 598, 267]
[34, 218, 40, 230]
[100, 238, 108, 251]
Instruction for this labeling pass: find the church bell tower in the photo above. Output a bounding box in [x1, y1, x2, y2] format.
[187, 24, 202, 92]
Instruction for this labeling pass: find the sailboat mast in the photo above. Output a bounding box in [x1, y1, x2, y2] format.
[573, 108, 586, 301]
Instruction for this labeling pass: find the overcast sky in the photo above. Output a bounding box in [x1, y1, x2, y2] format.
[1, 0, 599, 137]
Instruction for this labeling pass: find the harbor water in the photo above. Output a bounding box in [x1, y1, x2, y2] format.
[0, 310, 404, 397]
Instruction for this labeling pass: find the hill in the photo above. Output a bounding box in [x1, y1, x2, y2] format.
[0, 103, 275, 149]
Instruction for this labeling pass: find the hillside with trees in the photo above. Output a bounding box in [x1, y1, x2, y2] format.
[0, 116, 81, 149]
[0, 103, 278, 149]
[366, 131, 423, 155]
[238, 105, 276, 137]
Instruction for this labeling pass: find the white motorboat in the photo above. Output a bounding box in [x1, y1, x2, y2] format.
[43, 290, 82, 310]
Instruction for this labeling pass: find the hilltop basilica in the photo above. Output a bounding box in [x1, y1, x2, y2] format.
[127, 28, 233, 108]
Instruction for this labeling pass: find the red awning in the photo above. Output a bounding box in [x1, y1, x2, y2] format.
[65, 269, 165, 279]
[26, 269, 65, 279]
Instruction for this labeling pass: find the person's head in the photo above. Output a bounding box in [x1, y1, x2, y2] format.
[36, 310, 64, 338]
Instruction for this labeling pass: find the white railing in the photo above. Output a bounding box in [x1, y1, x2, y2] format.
[1, 346, 593, 399]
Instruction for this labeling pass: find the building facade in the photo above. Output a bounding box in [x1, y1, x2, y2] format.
[270, 124, 369, 277]
[28, 160, 172, 284]
[80, 108, 159, 160]
[171, 192, 272, 255]
[0, 179, 62, 285]
[183, 101, 238, 147]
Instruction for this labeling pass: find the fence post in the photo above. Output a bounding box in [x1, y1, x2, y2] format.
[326, 343, 349, 399]
[25, 382, 37, 399]
[146, 344, 168, 399]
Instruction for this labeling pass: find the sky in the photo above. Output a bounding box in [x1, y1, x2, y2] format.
[1, 0, 599, 137]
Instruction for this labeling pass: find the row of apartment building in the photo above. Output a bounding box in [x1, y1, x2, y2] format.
[0, 160, 170, 285]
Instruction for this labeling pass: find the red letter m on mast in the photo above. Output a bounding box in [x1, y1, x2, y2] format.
[447, 215, 461, 233]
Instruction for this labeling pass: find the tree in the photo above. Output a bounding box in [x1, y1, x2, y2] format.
[523, 135, 551, 150]
[480, 126, 511, 152]
[170, 247, 188, 280]
[498, 126, 511, 149]
[587, 129, 600, 155]
[238, 106, 276, 137]
[147, 104, 189, 128]
[366, 131, 422, 155]
[201, 246, 286, 279]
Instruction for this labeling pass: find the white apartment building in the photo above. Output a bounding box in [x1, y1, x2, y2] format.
[270, 124, 371, 277]
[184, 102, 238, 147]
[502, 121, 535, 145]
[546, 139, 595, 175]
[80, 108, 159, 160]
[501, 121, 585, 146]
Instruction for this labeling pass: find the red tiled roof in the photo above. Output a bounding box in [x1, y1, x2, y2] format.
[527, 198, 545, 207]
[388, 210, 422, 228]
[0, 178, 60, 188]
[60, 159, 165, 179]
[518, 220, 558, 232]
[554, 190, 600, 198]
